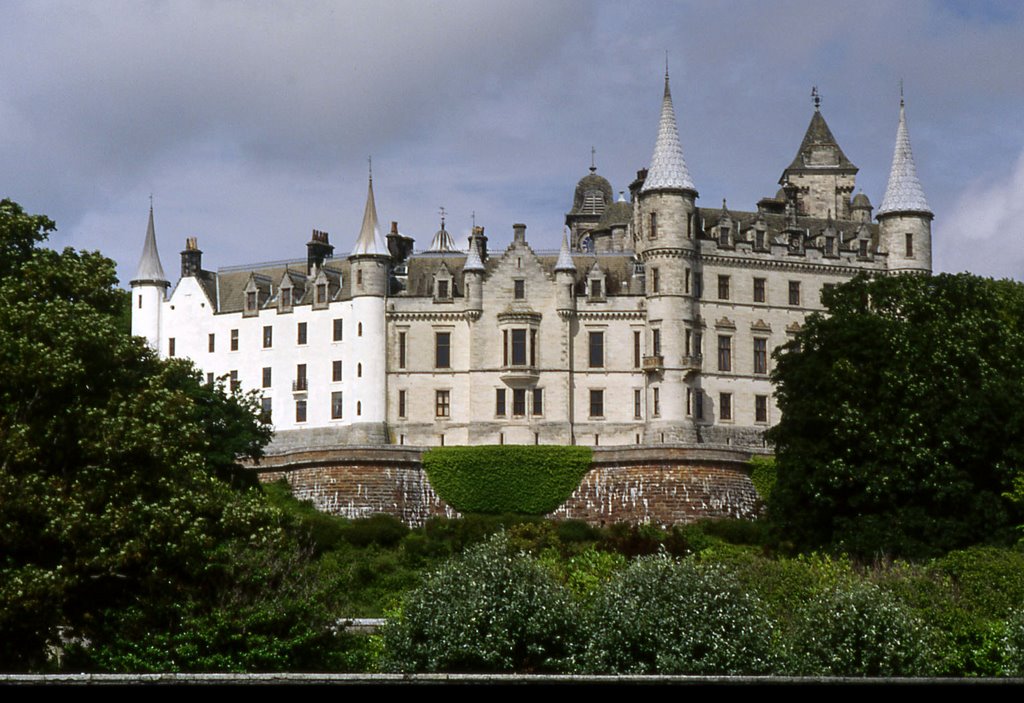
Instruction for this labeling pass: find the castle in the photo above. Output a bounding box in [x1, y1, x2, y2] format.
[130, 74, 933, 451]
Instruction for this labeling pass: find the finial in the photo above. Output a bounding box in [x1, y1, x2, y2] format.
[471, 210, 476, 228]
[665, 51, 669, 79]
[722, 198, 727, 210]
[899, 78, 905, 107]
[439, 205, 446, 229]
[811, 86, 820, 111]
[149, 193, 153, 211]
[368, 156, 373, 183]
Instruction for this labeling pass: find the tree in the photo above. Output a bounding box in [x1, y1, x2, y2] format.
[0, 199, 341, 671]
[767, 273, 1024, 558]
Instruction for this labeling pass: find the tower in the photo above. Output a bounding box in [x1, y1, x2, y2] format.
[877, 97, 933, 273]
[463, 228, 485, 321]
[636, 69, 700, 442]
[347, 172, 390, 443]
[130, 204, 169, 350]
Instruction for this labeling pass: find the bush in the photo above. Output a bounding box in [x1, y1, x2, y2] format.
[340, 514, 410, 548]
[748, 455, 776, 502]
[582, 554, 777, 674]
[783, 581, 936, 676]
[381, 533, 581, 673]
[423, 445, 592, 515]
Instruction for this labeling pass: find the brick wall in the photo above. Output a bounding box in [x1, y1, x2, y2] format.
[250, 444, 764, 526]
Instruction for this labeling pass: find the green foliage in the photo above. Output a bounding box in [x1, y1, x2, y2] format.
[0, 199, 340, 672]
[339, 514, 410, 548]
[381, 533, 581, 673]
[768, 273, 1024, 558]
[422, 445, 592, 515]
[934, 546, 1024, 620]
[748, 455, 776, 502]
[783, 581, 937, 676]
[581, 554, 777, 674]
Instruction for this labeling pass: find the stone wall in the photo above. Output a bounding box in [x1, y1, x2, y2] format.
[249, 444, 764, 527]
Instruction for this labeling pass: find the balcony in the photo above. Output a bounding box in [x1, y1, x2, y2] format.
[500, 365, 540, 386]
[292, 378, 308, 393]
[642, 355, 664, 373]
[642, 354, 702, 374]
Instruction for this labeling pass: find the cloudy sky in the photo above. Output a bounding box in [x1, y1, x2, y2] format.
[3, 0, 1023, 285]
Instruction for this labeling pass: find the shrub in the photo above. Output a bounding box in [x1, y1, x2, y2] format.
[783, 581, 936, 676]
[748, 455, 776, 502]
[582, 554, 777, 674]
[422, 445, 592, 515]
[340, 514, 409, 548]
[381, 533, 581, 673]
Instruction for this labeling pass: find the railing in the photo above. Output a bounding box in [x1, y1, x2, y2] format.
[292, 379, 308, 392]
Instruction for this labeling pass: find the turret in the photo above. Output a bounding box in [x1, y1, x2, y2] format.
[347, 172, 390, 443]
[130, 205, 169, 350]
[463, 230, 485, 320]
[877, 97, 933, 273]
[554, 231, 577, 318]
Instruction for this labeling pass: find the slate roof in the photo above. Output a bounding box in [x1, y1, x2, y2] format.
[877, 101, 932, 216]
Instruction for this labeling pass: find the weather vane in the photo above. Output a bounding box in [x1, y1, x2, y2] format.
[811, 86, 820, 111]
[590, 146, 596, 173]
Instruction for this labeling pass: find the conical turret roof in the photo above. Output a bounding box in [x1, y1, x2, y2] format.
[132, 205, 168, 285]
[350, 176, 388, 257]
[463, 234, 485, 272]
[878, 100, 932, 216]
[554, 231, 576, 272]
[784, 108, 857, 174]
[641, 72, 696, 194]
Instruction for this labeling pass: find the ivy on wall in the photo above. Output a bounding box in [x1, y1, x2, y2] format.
[422, 446, 593, 515]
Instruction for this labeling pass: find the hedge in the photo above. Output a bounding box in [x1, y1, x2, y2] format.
[422, 445, 592, 515]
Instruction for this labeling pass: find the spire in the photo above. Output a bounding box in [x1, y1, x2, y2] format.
[784, 108, 856, 174]
[877, 98, 932, 217]
[351, 172, 388, 256]
[554, 230, 576, 273]
[641, 70, 696, 194]
[463, 231, 485, 272]
[131, 204, 168, 285]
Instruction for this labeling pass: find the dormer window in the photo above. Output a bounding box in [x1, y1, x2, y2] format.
[246, 291, 257, 311]
[317, 283, 327, 304]
[824, 236, 834, 256]
[719, 226, 731, 247]
[859, 239, 869, 257]
[755, 230, 765, 249]
[280, 287, 292, 309]
[590, 278, 602, 300]
[437, 279, 449, 299]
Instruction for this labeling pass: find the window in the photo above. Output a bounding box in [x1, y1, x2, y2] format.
[718, 275, 730, 300]
[495, 388, 506, 416]
[685, 329, 692, 356]
[168, 338, 176, 357]
[653, 328, 661, 357]
[398, 390, 407, 419]
[137, 295, 142, 309]
[317, 283, 328, 304]
[296, 399, 307, 423]
[753, 277, 766, 303]
[357, 363, 362, 378]
[513, 388, 526, 416]
[589, 331, 604, 368]
[230, 329, 239, 351]
[230, 370, 240, 393]
[905, 232, 914, 257]
[859, 239, 869, 257]
[208, 333, 215, 353]
[652, 267, 660, 294]
[720, 393, 732, 421]
[719, 226, 730, 247]
[695, 389, 704, 420]
[358, 322, 362, 337]
[694, 332, 703, 358]
[788, 281, 801, 306]
[398, 331, 407, 368]
[206, 372, 214, 385]
[633, 389, 642, 419]
[297, 322, 307, 345]
[821, 282, 836, 303]
[695, 274, 703, 298]
[357, 401, 362, 416]
[717, 335, 732, 372]
[295, 364, 307, 391]
[686, 388, 692, 416]
[261, 397, 272, 423]
[755, 230, 765, 249]
[511, 329, 527, 366]
[280, 287, 292, 308]
[649, 211, 657, 239]
[590, 278, 602, 299]
[435, 331, 451, 369]
[263, 325, 273, 348]
[262, 367, 272, 388]
[754, 338, 768, 375]
[589, 389, 604, 418]
[824, 236, 834, 256]
[357, 269, 363, 286]
[653, 387, 660, 416]
[435, 390, 450, 418]
[532, 388, 543, 416]
[437, 279, 449, 299]
[684, 268, 691, 294]
[332, 360, 342, 382]
[633, 331, 641, 368]
[333, 318, 343, 341]
[755, 395, 769, 424]
[331, 391, 343, 419]
[246, 290, 257, 311]
[530, 329, 537, 366]
[514, 279, 525, 299]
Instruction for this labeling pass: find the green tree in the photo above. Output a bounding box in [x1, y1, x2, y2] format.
[0, 199, 341, 671]
[767, 273, 1024, 558]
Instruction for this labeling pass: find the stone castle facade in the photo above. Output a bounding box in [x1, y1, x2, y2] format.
[130, 75, 933, 450]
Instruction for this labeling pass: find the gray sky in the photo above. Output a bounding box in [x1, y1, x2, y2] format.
[3, 0, 1023, 284]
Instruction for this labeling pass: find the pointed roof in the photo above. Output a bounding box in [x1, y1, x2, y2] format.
[463, 234, 485, 272]
[131, 205, 169, 285]
[641, 71, 696, 194]
[428, 217, 457, 252]
[350, 176, 388, 257]
[783, 108, 857, 176]
[554, 231, 576, 273]
[877, 100, 932, 217]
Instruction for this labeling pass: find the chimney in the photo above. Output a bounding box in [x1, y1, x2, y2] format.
[513, 223, 527, 245]
[180, 237, 203, 277]
[306, 229, 334, 274]
[472, 225, 488, 261]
